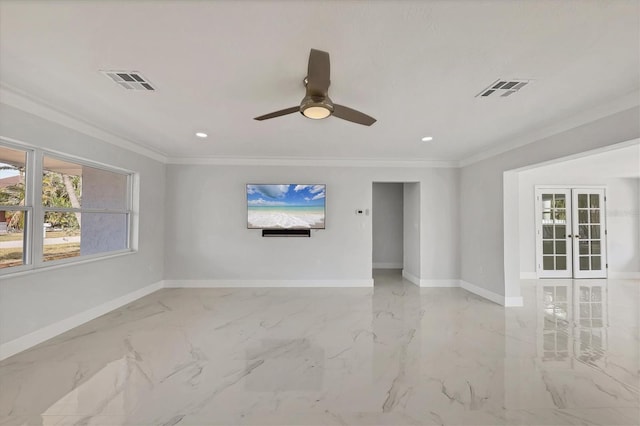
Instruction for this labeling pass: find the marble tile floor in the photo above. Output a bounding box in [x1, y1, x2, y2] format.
[0, 270, 638, 426]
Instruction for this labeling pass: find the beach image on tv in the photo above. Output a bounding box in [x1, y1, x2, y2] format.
[247, 184, 325, 229]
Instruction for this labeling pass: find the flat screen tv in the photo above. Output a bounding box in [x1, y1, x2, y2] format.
[247, 184, 326, 229]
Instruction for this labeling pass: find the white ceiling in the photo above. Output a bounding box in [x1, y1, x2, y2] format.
[0, 0, 638, 162]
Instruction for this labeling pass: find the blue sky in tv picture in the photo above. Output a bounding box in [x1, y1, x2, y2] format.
[247, 184, 326, 229]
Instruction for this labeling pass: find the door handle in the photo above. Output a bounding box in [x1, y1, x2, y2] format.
[567, 235, 572, 238]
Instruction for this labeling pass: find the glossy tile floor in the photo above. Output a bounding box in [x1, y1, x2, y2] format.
[1, 270, 638, 425]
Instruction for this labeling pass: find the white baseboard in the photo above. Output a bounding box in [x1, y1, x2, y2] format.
[608, 272, 640, 279]
[520, 272, 538, 279]
[401, 270, 420, 286]
[373, 262, 403, 269]
[401, 271, 460, 288]
[0, 280, 164, 361]
[164, 279, 374, 288]
[420, 279, 460, 288]
[460, 280, 524, 307]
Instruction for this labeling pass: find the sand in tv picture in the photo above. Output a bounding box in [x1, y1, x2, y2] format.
[247, 184, 325, 230]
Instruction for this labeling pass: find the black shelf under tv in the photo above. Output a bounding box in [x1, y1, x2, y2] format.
[262, 229, 311, 237]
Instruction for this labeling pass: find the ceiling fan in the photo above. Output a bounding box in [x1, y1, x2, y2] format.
[254, 49, 376, 126]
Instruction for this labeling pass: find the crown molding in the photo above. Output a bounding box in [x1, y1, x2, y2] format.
[0, 83, 168, 163]
[459, 90, 640, 167]
[167, 156, 458, 168]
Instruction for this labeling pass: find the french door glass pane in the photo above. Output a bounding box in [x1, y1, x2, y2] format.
[579, 256, 589, 270]
[556, 256, 567, 270]
[543, 241, 553, 254]
[589, 195, 600, 208]
[579, 225, 588, 238]
[578, 194, 588, 208]
[579, 241, 589, 254]
[578, 210, 588, 223]
[543, 225, 553, 239]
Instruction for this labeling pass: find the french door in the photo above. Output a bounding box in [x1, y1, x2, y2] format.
[535, 188, 607, 278]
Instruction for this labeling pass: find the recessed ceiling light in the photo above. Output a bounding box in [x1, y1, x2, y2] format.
[195, 132, 208, 138]
[421, 136, 433, 142]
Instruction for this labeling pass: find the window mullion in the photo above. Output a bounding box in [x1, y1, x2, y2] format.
[31, 150, 44, 267]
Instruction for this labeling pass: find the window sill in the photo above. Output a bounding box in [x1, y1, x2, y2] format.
[0, 249, 137, 279]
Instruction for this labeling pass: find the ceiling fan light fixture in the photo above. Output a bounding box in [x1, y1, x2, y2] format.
[300, 96, 334, 120]
[302, 105, 332, 119]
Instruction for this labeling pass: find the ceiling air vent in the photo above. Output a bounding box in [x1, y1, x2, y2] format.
[476, 79, 530, 98]
[100, 70, 155, 91]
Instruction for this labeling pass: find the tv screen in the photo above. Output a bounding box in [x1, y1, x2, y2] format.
[247, 184, 326, 229]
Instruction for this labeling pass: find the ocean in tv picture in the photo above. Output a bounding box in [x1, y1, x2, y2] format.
[248, 205, 325, 229]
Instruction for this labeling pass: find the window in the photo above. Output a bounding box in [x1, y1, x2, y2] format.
[1, 140, 134, 273]
[0, 145, 31, 269]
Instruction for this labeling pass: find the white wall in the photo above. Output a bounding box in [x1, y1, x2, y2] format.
[403, 183, 420, 280]
[607, 178, 640, 275]
[164, 165, 459, 284]
[0, 104, 166, 346]
[372, 182, 403, 269]
[461, 106, 640, 301]
[518, 146, 640, 277]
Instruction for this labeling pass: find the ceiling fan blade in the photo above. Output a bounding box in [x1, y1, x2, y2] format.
[332, 104, 376, 126]
[254, 106, 300, 121]
[306, 49, 330, 96]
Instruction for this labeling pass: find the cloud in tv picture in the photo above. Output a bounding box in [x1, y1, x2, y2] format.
[247, 184, 326, 229]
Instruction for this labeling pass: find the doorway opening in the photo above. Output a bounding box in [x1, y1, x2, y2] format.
[372, 182, 420, 287]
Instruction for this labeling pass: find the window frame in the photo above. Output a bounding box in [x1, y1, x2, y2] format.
[0, 138, 136, 275]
